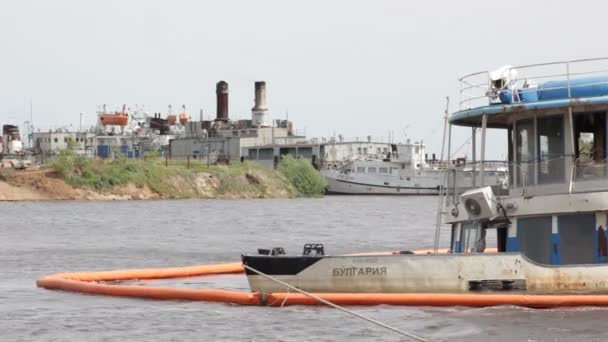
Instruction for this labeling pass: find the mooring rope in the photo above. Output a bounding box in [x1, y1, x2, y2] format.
[243, 264, 429, 342]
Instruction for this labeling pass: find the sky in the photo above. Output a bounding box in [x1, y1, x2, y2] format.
[2, 0, 607, 159]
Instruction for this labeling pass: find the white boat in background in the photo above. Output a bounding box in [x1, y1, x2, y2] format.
[321, 142, 508, 195]
[322, 158, 443, 195]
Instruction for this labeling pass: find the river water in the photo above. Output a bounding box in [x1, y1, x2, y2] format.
[2, 196, 607, 341]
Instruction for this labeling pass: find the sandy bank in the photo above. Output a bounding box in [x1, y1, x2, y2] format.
[0, 167, 295, 201]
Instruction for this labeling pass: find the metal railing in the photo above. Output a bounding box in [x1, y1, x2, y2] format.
[447, 156, 608, 201]
[447, 160, 509, 201]
[572, 158, 608, 193]
[459, 57, 608, 110]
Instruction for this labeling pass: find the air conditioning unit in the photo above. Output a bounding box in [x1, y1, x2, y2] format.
[459, 186, 497, 220]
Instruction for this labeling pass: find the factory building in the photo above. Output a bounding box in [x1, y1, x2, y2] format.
[170, 79, 400, 168]
[33, 131, 96, 155]
[169, 81, 305, 161]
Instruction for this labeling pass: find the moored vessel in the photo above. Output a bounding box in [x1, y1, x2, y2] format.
[321, 142, 508, 195]
[244, 58, 608, 296]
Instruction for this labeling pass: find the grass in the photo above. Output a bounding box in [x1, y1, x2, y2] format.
[50, 150, 172, 193]
[48, 151, 323, 198]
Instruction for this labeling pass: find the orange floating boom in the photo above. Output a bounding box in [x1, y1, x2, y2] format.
[35, 260, 608, 308]
[265, 292, 608, 308]
[38, 277, 259, 305]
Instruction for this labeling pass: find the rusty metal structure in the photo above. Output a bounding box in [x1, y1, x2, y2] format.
[2, 124, 22, 154]
[216, 81, 229, 122]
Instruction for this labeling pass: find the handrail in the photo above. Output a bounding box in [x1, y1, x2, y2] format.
[458, 57, 608, 110]
[447, 155, 608, 199]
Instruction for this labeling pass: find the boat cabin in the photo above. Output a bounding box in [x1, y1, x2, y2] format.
[446, 58, 608, 265]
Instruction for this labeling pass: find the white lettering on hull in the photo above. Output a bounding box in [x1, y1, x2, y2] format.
[332, 267, 387, 277]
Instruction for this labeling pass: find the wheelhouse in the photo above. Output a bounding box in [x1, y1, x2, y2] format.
[446, 58, 608, 265]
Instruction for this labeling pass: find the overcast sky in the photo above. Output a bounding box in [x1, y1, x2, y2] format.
[2, 0, 607, 158]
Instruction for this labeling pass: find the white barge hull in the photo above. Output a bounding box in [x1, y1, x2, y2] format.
[243, 253, 608, 294]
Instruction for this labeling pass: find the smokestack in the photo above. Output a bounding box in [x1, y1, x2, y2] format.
[216, 81, 229, 121]
[252, 81, 269, 127]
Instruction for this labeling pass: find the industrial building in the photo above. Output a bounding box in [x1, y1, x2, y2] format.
[169, 81, 306, 161]
[168, 80, 399, 168]
[25, 79, 407, 168]
[33, 131, 96, 155]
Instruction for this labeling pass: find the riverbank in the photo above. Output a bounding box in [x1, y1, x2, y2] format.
[0, 155, 325, 201]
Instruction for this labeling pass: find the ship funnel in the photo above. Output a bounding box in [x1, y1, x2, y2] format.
[216, 81, 229, 122]
[252, 81, 269, 127]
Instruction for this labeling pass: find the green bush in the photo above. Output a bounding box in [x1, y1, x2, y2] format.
[49, 149, 76, 178]
[49, 151, 167, 190]
[277, 155, 326, 197]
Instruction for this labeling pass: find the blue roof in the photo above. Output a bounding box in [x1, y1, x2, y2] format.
[449, 95, 608, 127]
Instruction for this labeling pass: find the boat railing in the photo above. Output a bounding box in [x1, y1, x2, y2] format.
[459, 57, 608, 110]
[446, 160, 509, 200]
[572, 158, 608, 193]
[447, 155, 608, 202]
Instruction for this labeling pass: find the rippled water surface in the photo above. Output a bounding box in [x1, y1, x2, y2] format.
[2, 197, 607, 341]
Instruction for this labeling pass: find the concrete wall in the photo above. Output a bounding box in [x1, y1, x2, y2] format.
[169, 137, 241, 160]
[242, 144, 321, 168]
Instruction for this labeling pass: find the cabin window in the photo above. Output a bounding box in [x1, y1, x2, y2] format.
[573, 112, 607, 185]
[579, 132, 595, 160]
[356, 167, 366, 173]
[517, 216, 552, 264]
[367, 167, 377, 173]
[459, 222, 484, 253]
[378, 167, 388, 174]
[450, 224, 461, 253]
[558, 214, 595, 265]
[574, 112, 606, 163]
[516, 119, 535, 187]
[537, 115, 564, 184]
